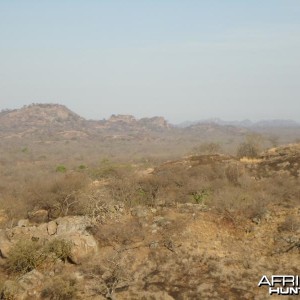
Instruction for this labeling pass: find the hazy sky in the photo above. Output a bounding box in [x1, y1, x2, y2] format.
[0, 1, 299, 123]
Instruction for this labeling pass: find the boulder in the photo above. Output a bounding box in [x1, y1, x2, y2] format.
[0, 230, 12, 258]
[56, 216, 93, 235]
[18, 269, 44, 291]
[1, 216, 98, 264]
[47, 221, 57, 235]
[17, 219, 30, 227]
[67, 234, 98, 264]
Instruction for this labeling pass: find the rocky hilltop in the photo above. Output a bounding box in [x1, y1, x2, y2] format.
[0, 104, 88, 139]
[0, 104, 84, 128]
[0, 104, 171, 140]
[98, 114, 170, 131]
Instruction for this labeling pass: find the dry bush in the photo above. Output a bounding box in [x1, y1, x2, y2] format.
[6, 240, 46, 274]
[225, 163, 242, 185]
[88, 160, 134, 180]
[80, 257, 132, 298]
[76, 187, 113, 222]
[41, 275, 79, 300]
[264, 175, 300, 206]
[145, 250, 212, 299]
[107, 175, 141, 207]
[26, 172, 89, 219]
[208, 184, 269, 222]
[46, 239, 72, 262]
[0, 195, 29, 227]
[278, 216, 300, 233]
[0, 280, 22, 300]
[106, 167, 182, 207]
[192, 142, 222, 154]
[237, 142, 259, 158]
[191, 164, 225, 182]
[90, 219, 144, 247]
[6, 239, 72, 274]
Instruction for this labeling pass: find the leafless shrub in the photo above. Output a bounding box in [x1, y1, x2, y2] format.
[225, 163, 241, 185]
[26, 172, 89, 218]
[209, 185, 270, 222]
[278, 216, 300, 233]
[91, 219, 144, 247]
[237, 142, 259, 158]
[41, 275, 79, 300]
[6, 238, 73, 275]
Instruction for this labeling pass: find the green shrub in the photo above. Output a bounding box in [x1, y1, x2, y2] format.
[192, 189, 209, 204]
[78, 164, 86, 170]
[56, 165, 67, 173]
[21, 147, 28, 153]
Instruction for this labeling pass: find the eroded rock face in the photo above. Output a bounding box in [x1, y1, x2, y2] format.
[0, 216, 98, 264]
[0, 230, 12, 258]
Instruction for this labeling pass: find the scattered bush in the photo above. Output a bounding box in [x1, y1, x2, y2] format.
[27, 172, 89, 218]
[278, 216, 300, 232]
[46, 239, 72, 262]
[237, 142, 259, 158]
[237, 134, 264, 158]
[0, 280, 21, 300]
[78, 164, 86, 170]
[41, 276, 79, 300]
[6, 240, 45, 274]
[225, 163, 242, 185]
[192, 189, 209, 204]
[56, 165, 67, 173]
[192, 142, 222, 154]
[6, 239, 73, 274]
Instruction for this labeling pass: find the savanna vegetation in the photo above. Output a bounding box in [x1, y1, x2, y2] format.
[0, 106, 300, 299]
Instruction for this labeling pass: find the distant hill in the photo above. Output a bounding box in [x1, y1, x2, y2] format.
[0, 104, 171, 140]
[0, 103, 84, 127]
[1, 104, 299, 148]
[178, 118, 300, 128]
[0, 104, 89, 139]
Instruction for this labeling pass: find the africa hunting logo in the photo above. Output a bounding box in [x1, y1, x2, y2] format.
[258, 275, 300, 295]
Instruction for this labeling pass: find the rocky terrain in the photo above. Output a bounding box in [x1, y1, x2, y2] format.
[0, 104, 300, 299]
[0, 141, 299, 299]
[0, 104, 171, 140]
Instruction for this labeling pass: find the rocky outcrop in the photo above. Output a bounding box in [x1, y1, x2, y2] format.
[0, 216, 98, 264]
[108, 114, 137, 124]
[1, 270, 44, 300]
[139, 116, 171, 130]
[244, 143, 300, 177]
[0, 230, 11, 258]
